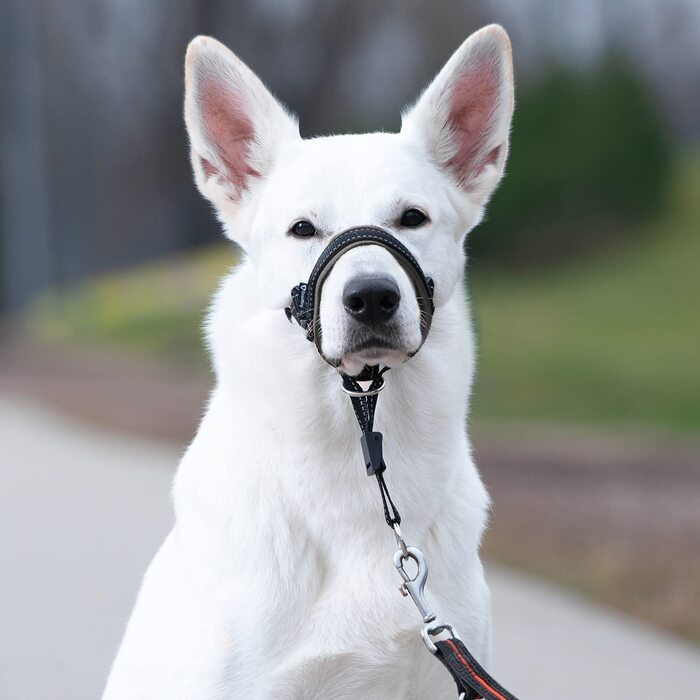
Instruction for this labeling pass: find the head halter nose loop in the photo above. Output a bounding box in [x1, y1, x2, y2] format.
[285, 226, 435, 364]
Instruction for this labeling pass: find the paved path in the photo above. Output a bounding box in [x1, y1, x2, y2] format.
[1, 395, 698, 699]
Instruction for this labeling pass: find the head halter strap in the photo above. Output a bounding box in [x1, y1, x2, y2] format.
[285, 226, 435, 362]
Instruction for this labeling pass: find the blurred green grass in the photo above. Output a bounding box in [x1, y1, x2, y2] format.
[28, 245, 238, 364]
[471, 157, 700, 432]
[27, 158, 699, 432]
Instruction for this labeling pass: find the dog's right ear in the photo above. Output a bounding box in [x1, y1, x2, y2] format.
[184, 36, 299, 213]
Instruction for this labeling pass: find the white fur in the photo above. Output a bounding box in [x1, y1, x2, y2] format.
[104, 25, 514, 699]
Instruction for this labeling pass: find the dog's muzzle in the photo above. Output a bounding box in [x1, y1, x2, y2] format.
[285, 226, 435, 366]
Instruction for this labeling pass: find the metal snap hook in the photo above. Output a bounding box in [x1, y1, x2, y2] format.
[393, 546, 435, 624]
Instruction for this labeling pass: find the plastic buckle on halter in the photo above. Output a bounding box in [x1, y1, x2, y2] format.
[360, 431, 386, 476]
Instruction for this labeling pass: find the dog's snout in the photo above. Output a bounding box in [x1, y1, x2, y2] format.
[342, 276, 400, 326]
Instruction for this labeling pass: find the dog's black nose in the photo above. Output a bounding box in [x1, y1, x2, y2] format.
[343, 276, 401, 325]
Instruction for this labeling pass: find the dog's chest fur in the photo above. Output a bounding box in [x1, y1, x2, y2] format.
[103, 274, 491, 699]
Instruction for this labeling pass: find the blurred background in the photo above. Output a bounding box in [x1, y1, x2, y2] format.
[1, 0, 698, 698]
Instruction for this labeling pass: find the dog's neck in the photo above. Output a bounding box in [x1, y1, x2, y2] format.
[192, 260, 477, 545]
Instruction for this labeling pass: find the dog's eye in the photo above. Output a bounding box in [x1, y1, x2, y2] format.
[290, 220, 317, 238]
[400, 208, 428, 228]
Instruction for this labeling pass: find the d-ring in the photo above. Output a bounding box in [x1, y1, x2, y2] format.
[341, 376, 385, 398]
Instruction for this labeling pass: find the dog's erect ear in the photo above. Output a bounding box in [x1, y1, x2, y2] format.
[184, 36, 299, 209]
[401, 25, 514, 205]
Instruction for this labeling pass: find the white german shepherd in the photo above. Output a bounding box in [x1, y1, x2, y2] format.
[104, 24, 514, 699]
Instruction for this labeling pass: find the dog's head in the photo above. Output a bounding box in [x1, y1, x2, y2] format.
[185, 26, 514, 374]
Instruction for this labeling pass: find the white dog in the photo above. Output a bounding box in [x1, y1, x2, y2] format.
[104, 24, 514, 699]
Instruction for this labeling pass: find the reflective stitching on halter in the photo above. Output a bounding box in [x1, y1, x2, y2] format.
[286, 225, 435, 355]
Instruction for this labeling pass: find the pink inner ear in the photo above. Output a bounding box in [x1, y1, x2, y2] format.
[446, 58, 500, 185]
[200, 79, 260, 193]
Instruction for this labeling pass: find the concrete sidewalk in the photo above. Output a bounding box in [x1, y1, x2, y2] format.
[1, 395, 698, 699]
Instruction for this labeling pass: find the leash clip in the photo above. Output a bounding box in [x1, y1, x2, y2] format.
[394, 543, 459, 655]
[394, 545, 435, 624]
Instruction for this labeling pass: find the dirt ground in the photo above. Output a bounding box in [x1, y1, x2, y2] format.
[2, 337, 698, 643]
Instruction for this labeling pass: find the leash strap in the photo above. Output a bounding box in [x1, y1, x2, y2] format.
[434, 636, 519, 700]
[342, 365, 521, 700]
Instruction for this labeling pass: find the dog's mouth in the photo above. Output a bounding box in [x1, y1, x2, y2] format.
[334, 333, 410, 374]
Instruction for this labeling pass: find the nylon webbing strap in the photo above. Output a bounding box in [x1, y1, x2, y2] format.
[342, 366, 401, 529]
[434, 637, 520, 700]
[342, 366, 384, 432]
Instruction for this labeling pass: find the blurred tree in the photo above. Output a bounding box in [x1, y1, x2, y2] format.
[471, 59, 672, 266]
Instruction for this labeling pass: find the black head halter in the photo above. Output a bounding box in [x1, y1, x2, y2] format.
[285, 226, 435, 362]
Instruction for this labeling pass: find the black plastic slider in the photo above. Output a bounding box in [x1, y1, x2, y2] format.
[360, 431, 386, 476]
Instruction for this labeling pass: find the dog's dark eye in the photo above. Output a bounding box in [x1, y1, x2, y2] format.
[290, 220, 317, 238]
[400, 208, 428, 228]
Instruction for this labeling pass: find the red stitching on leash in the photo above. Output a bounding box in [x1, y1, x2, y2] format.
[445, 639, 506, 700]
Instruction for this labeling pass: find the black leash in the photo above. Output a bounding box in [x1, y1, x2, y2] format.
[342, 365, 520, 700]
[434, 635, 519, 700]
[287, 225, 521, 699]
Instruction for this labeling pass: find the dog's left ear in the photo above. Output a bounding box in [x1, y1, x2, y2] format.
[402, 25, 514, 206]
